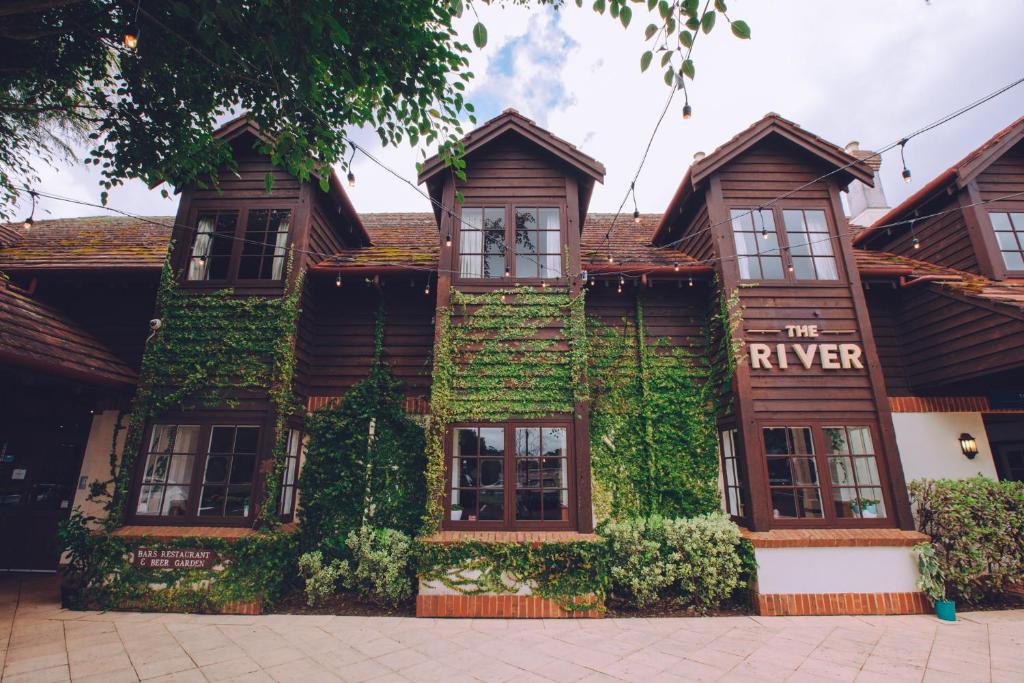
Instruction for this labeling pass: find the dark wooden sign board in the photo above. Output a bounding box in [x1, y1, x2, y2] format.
[133, 548, 219, 569]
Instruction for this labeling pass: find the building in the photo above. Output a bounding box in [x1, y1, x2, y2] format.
[2, 110, 1023, 616]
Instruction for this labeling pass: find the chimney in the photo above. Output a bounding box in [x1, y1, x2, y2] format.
[844, 140, 890, 228]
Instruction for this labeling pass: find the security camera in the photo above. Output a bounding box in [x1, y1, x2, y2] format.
[149, 319, 162, 331]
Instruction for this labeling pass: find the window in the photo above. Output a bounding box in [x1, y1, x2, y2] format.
[764, 427, 823, 519]
[825, 426, 885, 519]
[134, 421, 262, 522]
[719, 429, 744, 517]
[761, 424, 888, 524]
[990, 212, 1024, 271]
[731, 209, 783, 280]
[278, 428, 304, 520]
[239, 209, 291, 280]
[457, 205, 563, 280]
[188, 211, 237, 281]
[185, 208, 292, 284]
[730, 207, 841, 282]
[783, 209, 838, 280]
[515, 208, 562, 278]
[449, 422, 572, 528]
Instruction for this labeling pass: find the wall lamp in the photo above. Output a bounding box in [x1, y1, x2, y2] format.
[959, 433, 978, 460]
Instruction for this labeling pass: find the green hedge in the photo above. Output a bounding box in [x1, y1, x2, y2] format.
[910, 476, 1024, 604]
[59, 510, 300, 612]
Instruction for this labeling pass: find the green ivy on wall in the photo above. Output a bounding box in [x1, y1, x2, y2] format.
[422, 286, 587, 533]
[94, 254, 302, 529]
[587, 293, 721, 522]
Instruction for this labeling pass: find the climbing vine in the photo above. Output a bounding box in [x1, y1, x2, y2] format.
[587, 293, 721, 522]
[93, 252, 302, 529]
[422, 286, 587, 533]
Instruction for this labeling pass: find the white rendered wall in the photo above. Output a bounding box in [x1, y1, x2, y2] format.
[72, 410, 127, 521]
[891, 412, 998, 482]
[756, 546, 919, 594]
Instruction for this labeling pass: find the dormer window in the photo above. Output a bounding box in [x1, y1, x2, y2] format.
[990, 211, 1024, 272]
[730, 207, 840, 282]
[186, 208, 292, 283]
[457, 204, 563, 281]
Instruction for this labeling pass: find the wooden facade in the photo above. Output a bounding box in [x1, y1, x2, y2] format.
[4, 111, 1024, 542]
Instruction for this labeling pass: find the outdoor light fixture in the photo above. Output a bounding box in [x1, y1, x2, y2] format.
[899, 139, 912, 183]
[633, 209, 640, 224]
[959, 433, 978, 460]
[445, 232, 452, 247]
[347, 170, 356, 187]
[335, 272, 342, 288]
[682, 103, 692, 120]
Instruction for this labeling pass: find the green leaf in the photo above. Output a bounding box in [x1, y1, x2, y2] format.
[714, 0, 727, 11]
[640, 50, 654, 72]
[644, 23, 658, 39]
[683, 0, 700, 16]
[679, 30, 693, 48]
[701, 10, 715, 34]
[663, 67, 674, 86]
[593, 0, 606, 14]
[451, 0, 464, 17]
[472, 22, 488, 48]
[660, 51, 672, 67]
[685, 16, 700, 30]
[681, 59, 695, 79]
[610, 1, 619, 18]
[730, 19, 751, 39]
[264, 172, 273, 194]
[619, 5, 632, 27]
[658, 0, 671, 19]
[647, 0, 657, 10]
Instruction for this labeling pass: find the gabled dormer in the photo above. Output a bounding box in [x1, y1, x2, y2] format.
[169, 116, 370, 294]
[419, 109, 605, 288]
[855, 116, 1024, 281]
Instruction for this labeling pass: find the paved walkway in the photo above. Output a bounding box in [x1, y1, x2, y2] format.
[1, 576, 1021, 683]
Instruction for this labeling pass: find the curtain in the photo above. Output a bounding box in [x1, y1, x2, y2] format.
[271, 214, 291, 280]
[187, 217, 215, 280]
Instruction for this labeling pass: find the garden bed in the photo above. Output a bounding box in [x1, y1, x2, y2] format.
[272, 589, 414, 616]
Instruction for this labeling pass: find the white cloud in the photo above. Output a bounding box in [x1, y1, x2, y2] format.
[19, 0, 1024, 222]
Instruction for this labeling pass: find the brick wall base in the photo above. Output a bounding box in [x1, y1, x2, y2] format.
[416, 594, 602, 618]
[218, 599, 263, 615]
[757, 592, 930, 616]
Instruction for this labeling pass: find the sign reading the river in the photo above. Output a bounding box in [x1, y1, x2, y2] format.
[133, 548, 219, 569]
[748, 324, 864, 371]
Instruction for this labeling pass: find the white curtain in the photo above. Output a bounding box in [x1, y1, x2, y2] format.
[271, 215, 291, 280]
[187, 217, 215, 280]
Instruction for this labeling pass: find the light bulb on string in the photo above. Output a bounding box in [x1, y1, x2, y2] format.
[682, 103, 692, 120]
[504, 264, 510, 278]
[335, 272, 342, 288]
[445, 232, 452, 247]
[899, 139, 912, 183]
[619, 275, 625, 286]
[912, 236, 920, 249]
[633, 209, 640, 224]
[607, 254, 614, 264]
[688, 276, 694, 287]
[673, 262, 679, 272]
[346, 148, 356, 187]
[123, 25, 138, 49]
[21, 190, 36, 230]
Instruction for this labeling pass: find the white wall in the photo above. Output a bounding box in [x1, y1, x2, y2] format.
[72, 410, 128, 522]
[756, 546, 919, 593]
[892, 412, 998, 482]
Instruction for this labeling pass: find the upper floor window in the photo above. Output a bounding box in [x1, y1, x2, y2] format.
[134, 421, 262, 522]
[448, 421, 573, 529]
[458, 205, 562, 281]
[990, 211, 1024, 271]
[186, 208, 292, 283]
[730, 207, 839, 282]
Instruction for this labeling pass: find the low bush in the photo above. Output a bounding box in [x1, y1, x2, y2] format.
[602, 513, 747, 611]
[910, 476, 1024, 604]
[297, 551, 345, 607]
[338, 526, 415, 606]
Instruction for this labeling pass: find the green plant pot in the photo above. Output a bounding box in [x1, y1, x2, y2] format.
[935, 599, 956, 622]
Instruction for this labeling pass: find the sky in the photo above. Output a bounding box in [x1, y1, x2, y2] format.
[22, 0, 1024, 223]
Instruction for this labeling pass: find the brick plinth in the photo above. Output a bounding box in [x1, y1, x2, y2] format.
[416, 594, 602, 618]
[218, 599, 263, 615]
[757, 592, 930, 616]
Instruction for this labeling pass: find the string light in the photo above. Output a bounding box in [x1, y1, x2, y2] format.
[899, 139, 912, 183]
[912, 236, 921, 249]
[445, 232, 452, 247]
[633, 209, 640, 224]
[346, 148, 356, 187]
[607, 254, 614, 264]
[617, 283, 623, 294]
[619, 275, 625, 286]
[124, 0, 140, 49]
[21, 190, 36, 230]
[504, 264, 510, 278]
[335, 272, 342, 287]
[673, 262, 679, 272]
[688, 276, 694, 287]
[910, 218, 920, 249]
[424, 274, 431, 295]
[682, 102, 692, 120]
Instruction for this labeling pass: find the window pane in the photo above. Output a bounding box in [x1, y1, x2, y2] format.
[761, 257, 784, 279]
[239, 209, 291, 280]
[813, 257, 838, 280]
[542, 491, 565, 520]
[853, 457, 881, 486]
[224, 487, 251, 517]
[478, 490, 503, 520]
[209, 426, 234, 453]
[990, 212, 1012, 230]
[792, 257, 815, 279]
[782, 210, 805, 231]
[483, 229, 505, 255]
[204, 456, 229, 484]
[479, 428, 504, 456]
[455, 458, 477, 487]
[516, 458, 539, 488]
[539, 208, 560, 230]
[734, 231, 758, 255]
[771, 489, 798, 518]
[809, 236, 834, 256]
[996, 231, 1020, 250]
[730, 209, 754, 231]
[516, 254, 539, 278]
[161, 486, 190, 516]
[484, 254, 505, 278]
[805, 210, 828, 232]
[737, 256, 761, 280]
[1004, 252, 1024, 270]
[516, 490, 541, 520]
[787, 230, 810, 255]
[542, 253, 561, 278]
[480, 459, 503, 487]
[753, 209, 776, 232]
[791, 427, 814, 453]
[824, 427, 849, 455]
[829, 456, 855, 486]
[454, 490, 477, 521]
[484, 208, 505, 231]
[542, 428, 566, 457]
[199, 487, 225, 516]
[761, 233, 780, 255]
[456, 428, 478, 456]
[230, 454, 255, 483]
[516, 428, 541, 457]
[234, 427, 260, 453]
[763, 428, 789, 455]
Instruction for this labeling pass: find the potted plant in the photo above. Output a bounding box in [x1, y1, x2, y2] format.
[915, 543, 955, 621]
[450, 504, 462, 521]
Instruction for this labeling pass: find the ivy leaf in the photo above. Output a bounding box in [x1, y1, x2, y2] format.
[264, 172, 273, 194]
[681, 58, 695, 79]
[701, 10, 716, 34]
[619, 5, 632, 27]
[679, 30, 693, 48]
[730, 19, 751, 39]
[593, 0, 606, 14]
[640, 50, 653, 72]
[644, 23, 658, 39]
[472, 22, 488, 48]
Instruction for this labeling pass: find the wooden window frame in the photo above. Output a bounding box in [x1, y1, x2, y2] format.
[987, 208, 1024, 276]
[444, 418, 576, 531]
[277, 426, 304, 523]
[719, 427, 745, 519]
[756, 422, 893, 528]
[127, 414, 272, 527]
[178, 201, 295, 291]
[453, 203, 569, 287]
[728, 204, 846, 285]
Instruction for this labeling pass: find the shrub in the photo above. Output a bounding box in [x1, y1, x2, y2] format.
[601, 513, 746, 611]
[338, 526, 415, 606]
[910, 477, 1024, 604]
[297, 551, 344, 607]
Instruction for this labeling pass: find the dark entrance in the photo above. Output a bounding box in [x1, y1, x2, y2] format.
[984, 415, 1024, 482]
[0, 366, 95, 571]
